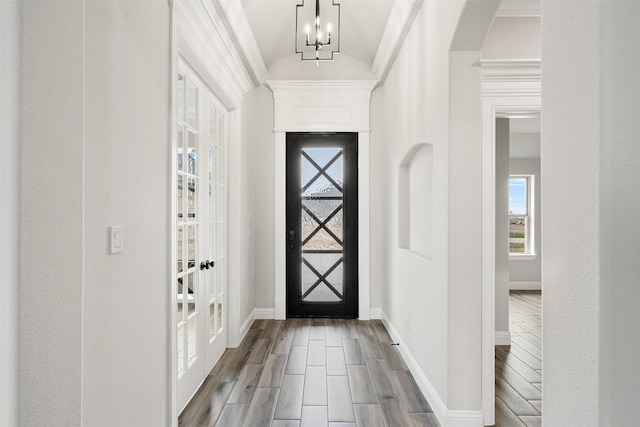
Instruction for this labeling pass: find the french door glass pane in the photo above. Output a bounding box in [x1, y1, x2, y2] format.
[177, 326, 184, 376]
[187, 132, 197, 175]
[177, 175, 184, 220]
[187, 81, 197, 128]
[178, 74, 185, 122]
[187, 225, 196, 268]
[177, 226, 184, 273]
[177, 124, 184, 172]
[187, 316, 197, 363]
[217, 302, 223, 333]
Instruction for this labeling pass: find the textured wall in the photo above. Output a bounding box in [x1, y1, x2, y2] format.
[1, 1, 21, 425]
[380, 2, 480, 410]
[542, 1, 602, 424]
[20, 1, 171, 425]
[82, 1, 170, 425]
[245, 87, 276, 310]
[598, 0, 640, 425]
[20, 2, 85, 424]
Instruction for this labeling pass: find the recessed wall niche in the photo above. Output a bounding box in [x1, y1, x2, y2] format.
[398, 143, 434, 258]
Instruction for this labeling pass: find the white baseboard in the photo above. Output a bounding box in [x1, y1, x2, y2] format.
[495, 330, 512, 346]
[447, 410, 487, 427]
[254, 308, 275, 319]
[370, 308, 382, 319]
[509, 281, 541, 290]
[237, 310, 255, 347]
[381, 310, 484, 427]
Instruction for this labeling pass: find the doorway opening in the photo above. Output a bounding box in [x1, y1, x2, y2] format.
[492, 115, 542, 425]
[285, 133, 359, 318]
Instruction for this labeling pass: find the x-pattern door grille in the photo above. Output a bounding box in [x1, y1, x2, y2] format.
[300, 147, 345, 302]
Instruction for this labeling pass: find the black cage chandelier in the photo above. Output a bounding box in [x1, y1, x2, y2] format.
[295, 0, 340, 65]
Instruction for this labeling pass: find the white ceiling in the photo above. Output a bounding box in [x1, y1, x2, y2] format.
[241, 0, 395, 68]
[510, 117, 540, 159]
[230, 0, 539, 83]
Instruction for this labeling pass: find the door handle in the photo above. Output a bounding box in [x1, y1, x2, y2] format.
[200, 260, 215, 270]
[287, 230, 296, 251]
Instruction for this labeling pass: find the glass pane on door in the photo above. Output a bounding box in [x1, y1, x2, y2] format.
[300, 147, 345, 303]
[176, 70, 200, 379]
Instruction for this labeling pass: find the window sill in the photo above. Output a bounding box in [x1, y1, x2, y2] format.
[509, 254, 537, 261]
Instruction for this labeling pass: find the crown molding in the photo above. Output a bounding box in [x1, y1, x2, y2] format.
[476, 59, 541, 81]
[213, 0, 268, 86]
[371, 0, 423, 85]
[266, 80, 378, 93]
[477, 59, 541, 96]
[173, 0, 254, 109]
[495, 0, 541, 18]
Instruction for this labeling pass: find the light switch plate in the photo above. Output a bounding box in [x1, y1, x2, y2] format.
[109, 226, 123, 254]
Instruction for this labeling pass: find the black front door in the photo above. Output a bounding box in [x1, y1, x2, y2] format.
[286, 133, 358, 318]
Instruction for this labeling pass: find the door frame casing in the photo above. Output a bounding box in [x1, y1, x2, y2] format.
[286, 132, 359, 318]
[478, 60, 541, 426]
[267, 80, 377, 320]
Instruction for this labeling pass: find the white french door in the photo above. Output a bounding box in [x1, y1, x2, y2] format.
[175, 58, 228, 412]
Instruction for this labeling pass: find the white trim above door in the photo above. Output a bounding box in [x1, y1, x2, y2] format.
[266, 80, 377, 320]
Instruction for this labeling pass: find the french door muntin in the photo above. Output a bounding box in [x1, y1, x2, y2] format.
[286, 133, 359, 318]
[175, 59, 227, 412]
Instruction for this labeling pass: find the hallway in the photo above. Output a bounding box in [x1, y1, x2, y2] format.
[495, 291, 542, 427]
[179, 319, 438, 427]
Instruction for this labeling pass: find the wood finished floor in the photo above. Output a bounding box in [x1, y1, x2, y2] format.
[179, 318, 439, 427]
[494, 291, 542, 427]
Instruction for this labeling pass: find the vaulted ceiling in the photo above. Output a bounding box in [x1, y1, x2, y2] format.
[216, 0, 422, 85]
[241, 0, 395, 68]
[215, 0, 541, 85]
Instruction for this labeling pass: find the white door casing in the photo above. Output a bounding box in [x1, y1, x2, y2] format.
[479, 59, 541, 426]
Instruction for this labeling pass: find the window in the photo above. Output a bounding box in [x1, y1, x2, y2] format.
[509, 175, 534, 255]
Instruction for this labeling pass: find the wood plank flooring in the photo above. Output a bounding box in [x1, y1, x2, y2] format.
[179, 319, 439, 427]
[495, 291, 542, 427]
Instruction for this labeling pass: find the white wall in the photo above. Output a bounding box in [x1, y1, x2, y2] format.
[369, 87, 385, 310]
[21, 1, 171, 425]
[598, 1, 640, 423]
[244, 87, 275, 310]
[266, 54, 377, 81]
[0, 1, 21, 425]
[509, 156, 541, 286]
[543, 0, 640, 425]
[482, 17, 540, 59]
[21, 2, 85, 423]
[83, 2, 170, 424]
[448, 48, 484, 413]
[495, 119, 510, 335]
[378, 0, 470, 414]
